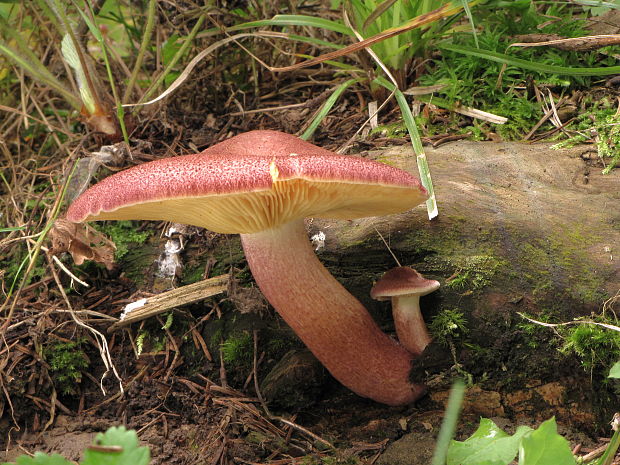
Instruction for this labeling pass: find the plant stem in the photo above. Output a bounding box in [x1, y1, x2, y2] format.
[134, 14, 206, 114]
[123, 0, 157, 103]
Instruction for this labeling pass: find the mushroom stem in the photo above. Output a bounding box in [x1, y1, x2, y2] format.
[240, 219, 424, 406]
[392, 295, 432, 356]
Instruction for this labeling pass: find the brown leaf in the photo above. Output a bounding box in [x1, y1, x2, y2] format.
[511, 34, 620, 51]
[49, 219, 116, 270]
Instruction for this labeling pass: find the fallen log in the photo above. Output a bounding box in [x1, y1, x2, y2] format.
[306, 141, 618, 430]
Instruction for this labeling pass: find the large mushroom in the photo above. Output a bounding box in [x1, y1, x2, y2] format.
[371, 267, 440, 356]
[66, 130, 428, 406]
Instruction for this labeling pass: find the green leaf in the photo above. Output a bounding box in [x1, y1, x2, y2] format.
[1, 451, 72, 465]
[609, 361, 620, 378]
[81, 426, 150, 465]
[518, 417, 576, 465]
[447, 418, 532, 465]
[162, 34, 181, 66]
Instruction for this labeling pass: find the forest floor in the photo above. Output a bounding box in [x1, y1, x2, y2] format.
[1, 2, 620, 464]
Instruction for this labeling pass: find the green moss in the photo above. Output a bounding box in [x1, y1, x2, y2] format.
[552, 97, 620, 173]
[372, 156, 398, 167]
[43, 338, 89, 395]
[300, 456, 360, 465]
[221, 331, 253, 368]
[135, 328, 167, 355]
[511, 226, 607, 303]
[369, 121, 407, 138]
[98, 220, 151, 260]
[209, 236, 246, 276]
[121, 242, 159, 285]
[407, 226, 507, 292]
[266, 337, 292, 357]
[2, 248, 47, 290]
[560, 322, 620, 376]
[444, 255, 507, 291]
[430, 308, 469, 345]
[181, 263, 205, 285]
[398, 214, 607, 304]
[209, 326, 225, 350]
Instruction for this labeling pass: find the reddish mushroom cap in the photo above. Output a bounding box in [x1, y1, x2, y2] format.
[371, 267, 440, 301]
[66, 130, 427, 234]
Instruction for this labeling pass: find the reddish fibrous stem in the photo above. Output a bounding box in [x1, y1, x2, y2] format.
[241, 219, 425, 406]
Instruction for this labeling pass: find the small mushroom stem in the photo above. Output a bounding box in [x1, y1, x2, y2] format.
[240, 219, 424, 406]
[392, 296, 432, 356]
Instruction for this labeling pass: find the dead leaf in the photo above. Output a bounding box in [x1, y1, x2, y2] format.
[511, 33, 620, 51]
[49, 219, 116, 270]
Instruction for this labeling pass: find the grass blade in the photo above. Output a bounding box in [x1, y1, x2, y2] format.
[376, 77, 438, 219]
[0, 16, 81, 109]
[227, 15, 354, 36]
[362, 0, 398, 30]
[300, 78, 360, 140]
[459, 0, 479, 48]
[135, 14, 205, 111]
[77, 2, 129, 142]
[123, 32, 326, 109]
[440, 43, 620, 76]
[597, 414, 619, 465]
[431, 379, 466, 465]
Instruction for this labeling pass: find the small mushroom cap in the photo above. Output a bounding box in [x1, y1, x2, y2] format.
[67, 130, 427, 234]
[371, 267, 440, 300]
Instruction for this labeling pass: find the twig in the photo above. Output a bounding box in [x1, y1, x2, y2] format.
[108, 274, 229, 332]
[271, 416, 335, 450]
[373, 227, 400, 267]
[47, 255, 124, 395]
[30, 241, 90, 287]
[252, 330, 271, 417]
[431, 133, 472, 148]
[519, 313, 620, 332]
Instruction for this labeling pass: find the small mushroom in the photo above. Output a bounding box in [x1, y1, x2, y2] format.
[66, 130, 428, 405]
[371, 267, 440, 356]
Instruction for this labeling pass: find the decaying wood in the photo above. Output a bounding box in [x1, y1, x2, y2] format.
[307, 141, 619, 429]
[107, 274, 229, 332]
[312, 141, 619, 298]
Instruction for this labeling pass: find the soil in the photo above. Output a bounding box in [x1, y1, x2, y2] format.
[2, 141, 618, 464]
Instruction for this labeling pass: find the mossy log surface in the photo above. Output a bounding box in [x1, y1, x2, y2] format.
[303, 142, 618, 429]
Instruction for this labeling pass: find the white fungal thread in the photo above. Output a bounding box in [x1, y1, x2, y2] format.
[157, 238, 183, 278]
[311, 231, 326, 251]
[120, 298, 147, 320]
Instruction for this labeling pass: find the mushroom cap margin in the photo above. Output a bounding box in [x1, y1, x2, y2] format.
[371, 266, 440, 300]
[67, 130, 428, 234]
